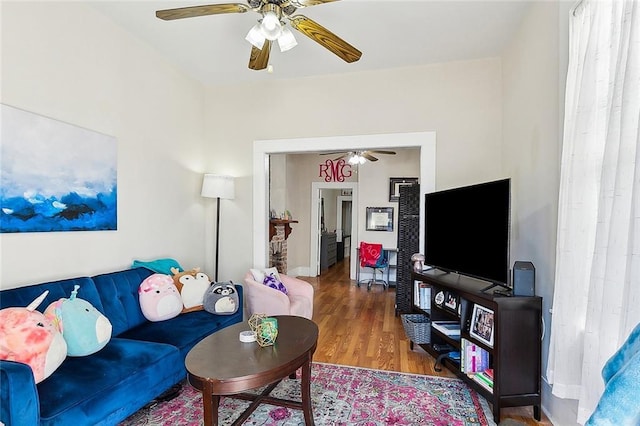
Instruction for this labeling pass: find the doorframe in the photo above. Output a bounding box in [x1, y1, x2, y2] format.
[252, 132, 437, 271]
[311, 182, 358, 278]
[336, 194, 352, 244]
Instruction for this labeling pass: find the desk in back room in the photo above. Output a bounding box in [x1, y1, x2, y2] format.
[355, 247, 398, 286]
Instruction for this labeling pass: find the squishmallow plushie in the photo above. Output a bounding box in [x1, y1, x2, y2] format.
[45, 285, 112, 357]
[0, 291, 67, 383]
[138, 273, 182, 322]
[171, 267, 210, 313]
[204, 282, 239, 315]
[585, 322, 640, 426]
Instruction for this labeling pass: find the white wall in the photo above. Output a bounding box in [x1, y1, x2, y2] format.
[0, 2, 208, 288]
[1, 2, 578, 422]
[280, 150, 420, 272]
[501, 1, 576, 424]
[356, 149, 421, 250]
[269, 154, 287, 216]
[205, 58, 504, 280]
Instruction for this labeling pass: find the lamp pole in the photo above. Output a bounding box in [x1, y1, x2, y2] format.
[214, 196, 221, 282]
[201, 174, 235, 283]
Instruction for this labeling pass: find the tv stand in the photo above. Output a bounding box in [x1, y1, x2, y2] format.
[410, 269, 542, 423]
[428, 268, 451, 277]
[480, 282, 511, 293]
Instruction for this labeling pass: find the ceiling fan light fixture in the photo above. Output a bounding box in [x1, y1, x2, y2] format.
[278, 26, 297, 52]
[260, 11, 282, 40]
[245, 23, 266, 49]
[348, 153, 366, 165]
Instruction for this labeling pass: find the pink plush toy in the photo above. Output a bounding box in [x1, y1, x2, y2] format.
[138, 274, 182, 322]
[0, 291, 67, 383]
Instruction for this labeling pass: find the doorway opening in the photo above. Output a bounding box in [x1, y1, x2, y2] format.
[311, 182, 358, 278]
[252, 132, 437, 275]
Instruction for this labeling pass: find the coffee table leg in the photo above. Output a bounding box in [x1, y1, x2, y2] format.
[301, 357, 315, 426]
[202, 382, 220, 426]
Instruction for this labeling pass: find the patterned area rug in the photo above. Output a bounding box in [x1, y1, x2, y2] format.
[121, 363, 495, 425]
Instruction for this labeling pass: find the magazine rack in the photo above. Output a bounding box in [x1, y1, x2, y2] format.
[411, 269, 542, 423]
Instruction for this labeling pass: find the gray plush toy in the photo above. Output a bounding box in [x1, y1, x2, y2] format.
[203, 282, 239, 315]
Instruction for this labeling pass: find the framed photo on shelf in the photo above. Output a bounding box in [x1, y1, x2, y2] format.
[389, 177, 419, 202]
[434, 290, 446, 308]
[443, 292, 459, 313]
[365, 207, 394, 231]
[469, 304, 495, 347]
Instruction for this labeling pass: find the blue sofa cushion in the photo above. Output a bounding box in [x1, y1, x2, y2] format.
[0, 277, 103, 313]
[37, 338, 183, 426]
[118, 287, 243, 359]
[91, 268, 154, 336]
[0, 360, 39, 426]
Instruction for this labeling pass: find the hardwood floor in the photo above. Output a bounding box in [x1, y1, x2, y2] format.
[300, 258, 552, 425]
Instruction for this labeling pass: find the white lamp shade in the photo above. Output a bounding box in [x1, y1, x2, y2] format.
[246, 23, 266, 49]
[201, 174, 235, 200]
[278, 27, 297, 52]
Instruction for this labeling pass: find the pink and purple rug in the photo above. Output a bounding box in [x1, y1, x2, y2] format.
[121, 363, 495, 425]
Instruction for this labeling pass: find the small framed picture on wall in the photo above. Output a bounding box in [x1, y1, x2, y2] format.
[389, 177, 419, 202]
[365, 207, 394, 231]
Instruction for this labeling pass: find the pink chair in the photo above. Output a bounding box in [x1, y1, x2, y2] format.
[243, 271, 314, 320]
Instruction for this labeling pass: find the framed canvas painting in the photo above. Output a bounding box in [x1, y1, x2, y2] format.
[1, 104, 117, 233]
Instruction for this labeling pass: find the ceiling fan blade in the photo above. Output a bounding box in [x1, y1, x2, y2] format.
[362, 152, 379, 162]
[248, 41, 272, 71]
[320, 151, 349, 155]
[156, 3, 249, 21]
[369, 150, 396, 155]
[290, 0, 340, 7]
[288, 15, 362, 63]
[333, 154, 348, 161]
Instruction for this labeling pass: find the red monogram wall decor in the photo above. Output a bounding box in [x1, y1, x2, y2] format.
[319, 159, 352, 182]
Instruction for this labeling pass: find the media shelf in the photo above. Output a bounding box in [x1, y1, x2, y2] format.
[411, 269, 542, 423]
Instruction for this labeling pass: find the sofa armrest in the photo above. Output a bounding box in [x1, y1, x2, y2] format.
[0, 360, 40, 426]
[280, 275, 314, 300]
[279, 275, 314, 319]
[243, 273, 292, 317]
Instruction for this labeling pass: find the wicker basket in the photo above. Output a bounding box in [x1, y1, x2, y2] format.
[401, 314, 431, 344]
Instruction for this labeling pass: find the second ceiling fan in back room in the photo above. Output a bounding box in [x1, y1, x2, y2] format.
[155, 0, 362, 71]
[321, 150, 397, 165]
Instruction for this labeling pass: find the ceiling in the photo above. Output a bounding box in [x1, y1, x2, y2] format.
[89, 0, 534, 86]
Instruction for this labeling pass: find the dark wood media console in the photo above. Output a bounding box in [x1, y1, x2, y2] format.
[411, 269, 542, 423]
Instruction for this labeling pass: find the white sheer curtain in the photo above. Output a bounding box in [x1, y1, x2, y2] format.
[546, 0, 640, 423]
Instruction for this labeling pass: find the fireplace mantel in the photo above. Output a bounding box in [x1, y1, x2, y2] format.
[269, 219, 298, 241]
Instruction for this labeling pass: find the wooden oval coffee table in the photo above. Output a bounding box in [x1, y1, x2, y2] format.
[185, 315, 318, 426]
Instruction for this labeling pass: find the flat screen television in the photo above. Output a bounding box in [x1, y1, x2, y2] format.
[424, 178, 510, 288]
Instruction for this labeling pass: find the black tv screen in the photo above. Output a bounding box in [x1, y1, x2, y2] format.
[424, 178, 510, 286]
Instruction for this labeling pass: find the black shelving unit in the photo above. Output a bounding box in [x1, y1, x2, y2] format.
[411, 269, 542, 423]
[395, 183, 420, 314]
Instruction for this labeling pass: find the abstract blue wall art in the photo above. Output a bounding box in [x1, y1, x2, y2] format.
[1, 104, 117, 233]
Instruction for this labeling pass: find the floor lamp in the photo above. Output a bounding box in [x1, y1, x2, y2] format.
[201, 174, 235, 282]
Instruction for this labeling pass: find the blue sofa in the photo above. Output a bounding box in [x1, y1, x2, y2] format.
[0, 267, 243, 426]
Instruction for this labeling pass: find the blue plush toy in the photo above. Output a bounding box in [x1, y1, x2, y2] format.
[45, 285, 112, 357]
[585, 322, 640, 426]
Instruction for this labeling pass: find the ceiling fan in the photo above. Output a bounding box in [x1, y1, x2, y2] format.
[321, 150, 396, 164]
[155, 0, 362, 71]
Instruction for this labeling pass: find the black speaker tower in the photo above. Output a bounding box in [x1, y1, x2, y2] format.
[513, 261, 535, 296]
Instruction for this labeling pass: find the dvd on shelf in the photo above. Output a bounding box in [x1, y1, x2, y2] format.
[431, 320, 461, 336]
